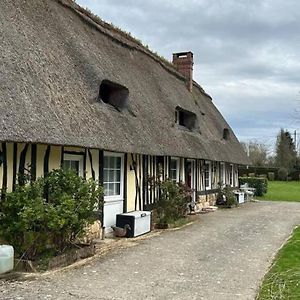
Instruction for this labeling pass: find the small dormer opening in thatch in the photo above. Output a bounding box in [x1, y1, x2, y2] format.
[175, 107, 197, 131]
[223, 128, 230, 140]
[99, 80, 129, 111]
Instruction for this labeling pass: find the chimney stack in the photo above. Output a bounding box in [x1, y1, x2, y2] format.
[172, 51, 194, 92]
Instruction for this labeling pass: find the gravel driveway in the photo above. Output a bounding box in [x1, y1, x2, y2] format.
[1, 201, 300, 300]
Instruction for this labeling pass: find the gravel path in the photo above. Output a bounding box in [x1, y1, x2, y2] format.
[1, 201, 300, 300]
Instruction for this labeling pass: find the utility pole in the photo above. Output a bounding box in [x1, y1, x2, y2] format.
[294, 130, 298, 154]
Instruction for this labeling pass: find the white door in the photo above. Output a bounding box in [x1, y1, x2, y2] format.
[103, 152, 124, 231]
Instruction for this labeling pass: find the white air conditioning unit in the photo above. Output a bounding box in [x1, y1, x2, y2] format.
[116, 211, 151, 237]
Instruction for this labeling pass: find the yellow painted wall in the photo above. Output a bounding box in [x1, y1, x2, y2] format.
[89, 149, 99, 181]
[36, 144, 47, 178]
[49, 146, 61, 171]
[6, 143, 14, 192]
[127, 154, 136, 212]
[0, 141, 240, 213]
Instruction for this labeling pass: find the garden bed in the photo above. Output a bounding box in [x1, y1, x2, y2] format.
[14, 243, 96, 272]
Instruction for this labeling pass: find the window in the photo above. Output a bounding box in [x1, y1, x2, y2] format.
[99, 80, 129, 111]
[220, 162, 225, 186]
[223, 128, 230, 140]
[103, 153, 124, 198]
[63, 154, 84, 177]
[170, 158, 180, 182]
[175, 107, 197, 131]
[204, 161, 211, 189]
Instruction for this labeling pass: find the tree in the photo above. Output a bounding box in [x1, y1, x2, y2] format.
[275, 129, 297, 173]
[241, 141, 269, 166]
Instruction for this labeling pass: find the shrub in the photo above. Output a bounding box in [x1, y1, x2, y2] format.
[216, 184, 237, 208]
[0, 169, 103, 260]
[149, 177, 191, 225]
[278, 167, 288, 181]
[268, 172, 275, 181]
[239, 177, 268, 196]
[224, 186, 238, 208]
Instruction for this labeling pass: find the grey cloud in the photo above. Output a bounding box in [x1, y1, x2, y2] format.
[77, 0, 300, 143]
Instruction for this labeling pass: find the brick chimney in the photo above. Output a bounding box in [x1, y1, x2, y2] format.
[172, 51, 194, 92]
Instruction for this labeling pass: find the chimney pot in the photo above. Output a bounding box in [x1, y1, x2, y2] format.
[172, 51, 194, 92]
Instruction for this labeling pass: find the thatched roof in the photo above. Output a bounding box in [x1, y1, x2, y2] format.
[0, 0, 250, 165]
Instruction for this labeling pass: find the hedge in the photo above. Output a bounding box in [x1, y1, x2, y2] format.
[239, 177, 268, 196]
[238, 166, 279, 180]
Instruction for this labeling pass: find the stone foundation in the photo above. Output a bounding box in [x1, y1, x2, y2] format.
[195, 193, 217, 212]
[79, 220, 102, 244]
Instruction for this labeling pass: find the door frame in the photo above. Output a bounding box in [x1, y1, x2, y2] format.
[186, 159, 196, 203]
[103, 151, 125, 230]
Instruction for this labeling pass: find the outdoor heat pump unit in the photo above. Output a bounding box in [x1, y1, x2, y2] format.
[116, 211, 151, 238]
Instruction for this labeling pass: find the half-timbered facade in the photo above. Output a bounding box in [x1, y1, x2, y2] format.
[0, 0, 250, 230]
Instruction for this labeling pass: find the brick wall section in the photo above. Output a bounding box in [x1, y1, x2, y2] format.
[172, 52, 194, 92]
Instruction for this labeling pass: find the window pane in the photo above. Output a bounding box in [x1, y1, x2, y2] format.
[204, 163, 210, 187]
[71, 161, 79, 175]
[116, 157, 121, 169]
[104, 156, 109, 169]
[114, 183, 120, 195]
[104, 183, 109, 196]
[109, 170, 115, 182]
[103, 169, 109, 182]
[115, 170, 121, 182]
[63, 160, 71, 170]
[170, 159, 177, 170]
[63, 160, 80, 175]
[108, 183, 115, 196]
[170, 170, 177, 181]
[109, 157, 115, 169]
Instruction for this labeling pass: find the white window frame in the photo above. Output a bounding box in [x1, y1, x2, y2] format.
[170, 157, 180, 183]
[220, 162, 226, 186]
[103, 152, 124, 202]
[63, 154, 84, 177]
[204, 161, 211, 190]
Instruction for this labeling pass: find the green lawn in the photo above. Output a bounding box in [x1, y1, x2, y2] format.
[257, 226, 300, 300]
[258, 181, 300, 202]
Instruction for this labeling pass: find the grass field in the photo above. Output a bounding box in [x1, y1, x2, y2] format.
[258, 181, 300, 202]
[257, 226, 300, 300]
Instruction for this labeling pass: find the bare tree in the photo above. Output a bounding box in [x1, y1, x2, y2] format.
[241, 141, 269, 166]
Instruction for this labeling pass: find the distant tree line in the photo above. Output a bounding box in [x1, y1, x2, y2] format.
[241, 129, 300, 180]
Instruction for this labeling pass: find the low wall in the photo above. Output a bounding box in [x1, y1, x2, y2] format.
[195, 193, 217, 211]
[78, 220, 102, 244]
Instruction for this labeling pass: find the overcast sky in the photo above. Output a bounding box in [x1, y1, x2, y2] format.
[77, 0, 300, 150]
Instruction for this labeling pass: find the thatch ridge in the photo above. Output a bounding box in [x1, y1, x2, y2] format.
[57, 0, 210, 97]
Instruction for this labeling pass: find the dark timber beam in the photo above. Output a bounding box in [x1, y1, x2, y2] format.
[1, 143, 7, 199]
[12, 143, 17, 191]
[31, 144, 37, 181]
